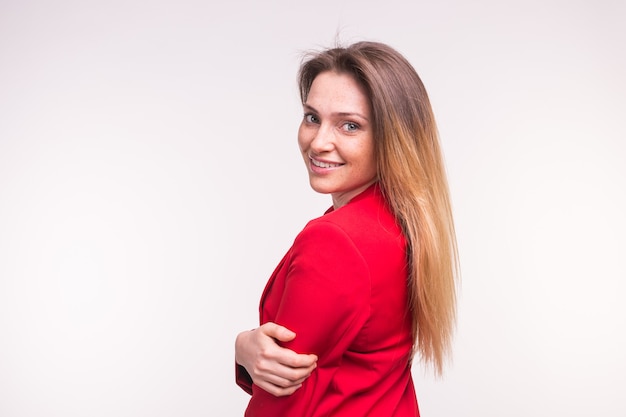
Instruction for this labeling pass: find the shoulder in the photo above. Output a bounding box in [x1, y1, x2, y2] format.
[292, 220, 364, 263]
[296, 184, 404, 253]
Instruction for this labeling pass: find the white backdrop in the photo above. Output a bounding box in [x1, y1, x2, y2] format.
[1, 1, 625, 416]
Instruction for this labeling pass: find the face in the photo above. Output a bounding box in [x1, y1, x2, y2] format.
[298, 71, 377, 208]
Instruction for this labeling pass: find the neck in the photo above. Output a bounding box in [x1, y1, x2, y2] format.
[331, 180, 377, 209]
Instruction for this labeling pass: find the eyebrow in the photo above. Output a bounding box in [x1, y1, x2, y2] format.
[303, 104, 370, 122]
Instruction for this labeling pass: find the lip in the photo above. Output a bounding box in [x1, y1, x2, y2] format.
[309, 155, 344, 174]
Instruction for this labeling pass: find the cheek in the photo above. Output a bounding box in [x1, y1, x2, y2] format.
[297, 124, 307, 151]
[366, 153, 377, 175]
[357, 141, 377, 170]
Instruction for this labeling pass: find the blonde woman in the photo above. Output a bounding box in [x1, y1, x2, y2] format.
[235, 41, 458, 416]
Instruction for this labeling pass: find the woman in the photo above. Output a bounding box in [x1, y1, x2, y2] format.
[235, 41, 458, 416]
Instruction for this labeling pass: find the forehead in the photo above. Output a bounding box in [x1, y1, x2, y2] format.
[306, 72, 371, 113]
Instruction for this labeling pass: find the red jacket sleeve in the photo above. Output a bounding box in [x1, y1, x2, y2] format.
[277, 221, 370, 356]
[248, 220, 371, 416]
[236, 363, 253, 395]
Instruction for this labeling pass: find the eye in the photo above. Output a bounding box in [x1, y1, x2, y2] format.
[304, 113, 320, 124]
[342, 122, 359, 132]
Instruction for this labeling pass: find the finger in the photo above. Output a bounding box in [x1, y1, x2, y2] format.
[253, 355, 315, 381]
[282, 351, 318, 368]
[254, 357, 315, 382]
[256, 380, 302, 397]
[257, 366, 314, 390]
[262, 372, 305, 389]
[250, 363, 315, 396]
[278, 363, 316, 383]
[261, 322, 296, 342]
[284, 373, 311, 386]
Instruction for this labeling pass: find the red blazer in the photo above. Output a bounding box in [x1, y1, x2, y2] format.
[237, 184, 419, 416]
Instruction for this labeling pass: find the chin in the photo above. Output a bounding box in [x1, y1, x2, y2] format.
[308, 179, 335, 195]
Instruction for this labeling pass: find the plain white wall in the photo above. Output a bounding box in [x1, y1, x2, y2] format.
[1, 1, 624, 416]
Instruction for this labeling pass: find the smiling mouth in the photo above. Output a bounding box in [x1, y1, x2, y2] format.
[311, 158, 343, 168]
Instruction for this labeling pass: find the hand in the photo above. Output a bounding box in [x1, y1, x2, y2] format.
[235, 322, 318, 397]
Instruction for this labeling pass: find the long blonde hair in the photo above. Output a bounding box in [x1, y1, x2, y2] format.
[298, 41, 458, 375]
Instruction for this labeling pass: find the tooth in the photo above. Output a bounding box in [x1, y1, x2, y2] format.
[312, 159, 339, 168]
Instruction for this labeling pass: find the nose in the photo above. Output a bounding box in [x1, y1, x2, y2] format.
[309, 123, 334, 153]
